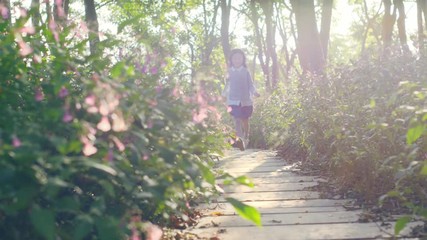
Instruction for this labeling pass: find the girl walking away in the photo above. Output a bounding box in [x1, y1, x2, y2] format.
[222, 48, 260, 151]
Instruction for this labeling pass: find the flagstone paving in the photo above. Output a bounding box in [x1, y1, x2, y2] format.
[185, 149, 422, 240]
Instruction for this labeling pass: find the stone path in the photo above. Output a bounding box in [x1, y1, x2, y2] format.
[187, 149, 421, 240]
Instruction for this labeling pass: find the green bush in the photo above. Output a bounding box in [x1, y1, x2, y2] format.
[258, 53, 427, 215]
[0, 10, 228, 240]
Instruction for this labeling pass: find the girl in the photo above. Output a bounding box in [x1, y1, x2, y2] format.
[222, 49, 260, 150]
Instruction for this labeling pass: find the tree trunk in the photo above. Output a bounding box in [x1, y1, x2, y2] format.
[382, 0, 396, 56]
[276, 6, 291, 81]
[220, 0, 231, 63]
[260, 0, 279, 88]
[360, 0, 369, 56]
[249, 0, 270, 90]
[64, 0, 70, 18]
[417, 0, 427, 55]
[201, 0, 220, 66]
[320, 0, 333, 61]
[84, 0, 100, 56]
[46, 0, 52, 23]
[394, 0, 409, 53]
[54, 0, 70, 22]
[31, 0, 41, 27]
[290, 0, 324, 74]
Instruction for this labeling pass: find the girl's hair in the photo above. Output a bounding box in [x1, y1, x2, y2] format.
[228, 48, 247, 68]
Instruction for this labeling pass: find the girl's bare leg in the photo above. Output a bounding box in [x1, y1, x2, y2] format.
[242, 118, 249, 139]
[234, 117, 244, 139]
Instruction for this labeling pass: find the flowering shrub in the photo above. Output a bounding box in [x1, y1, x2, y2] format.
[0, 6, 235, 240]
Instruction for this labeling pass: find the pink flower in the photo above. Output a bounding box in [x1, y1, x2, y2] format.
[48, 19, 59, 42]
[62, 110, 73, 122]
[87, 106, 98, 113]
[58, 86, 69, 98]
[18, 40, 33, 56]
[141, 65, 148, 74]
[143, 154, 149, 161]
[97, 116, 111, 132]
[172, 87, 180, 97]
[111, 136, 125, 152]
[83, 143, 97, 156]
[0, 4, 9, 19]
[85, 94, 96, 105]
[130, 228, 141, 240]
[20, 26, 36, 35]
[12, 135, 21, 148]
[35, 87, 44, 101]
[192, 108, 208, 123]
[99, 101, 109, 116]
[19, 7, 27, 18]
[155, 84, 162, 94]
[150, 67, 158, 75]
[33, 55, 42, 64]
[146, 224, 162, 240]
[112, 112, 127, 132]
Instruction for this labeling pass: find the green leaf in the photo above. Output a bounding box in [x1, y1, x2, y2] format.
[73, 215, 93, 240]
[234, 176, 254, 188]
[30, 208, 55, 240]
[100, 180, 115, 197]
[406, 125, 425, 145]
[95, 217, 122, 240]
[226, 197, 261, 226]
[394, 216, 411, 235]
[421, 163, 427, 175]
[198, 162, 215, 185]
[369, 99, 376, 108]
[83, 161, 117, 176]
[110, 62, 125, 78]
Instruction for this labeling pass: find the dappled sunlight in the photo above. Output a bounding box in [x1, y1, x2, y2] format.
[1, 0, 426, 239]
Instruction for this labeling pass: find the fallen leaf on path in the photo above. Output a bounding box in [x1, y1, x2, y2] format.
[210, 211, 224, 216]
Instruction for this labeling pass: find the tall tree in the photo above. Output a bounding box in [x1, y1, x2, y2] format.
[200, 0, 220, 66]
[220, 0, 231, 62]
[259, 0, 279, 88]
[417, 0, 427, 55]
[276, 2, 296, 81]
[394, 0, 409, 53]
[320, 0, 333, 60]
[382, 0, 395, 55]
[290, 0, 325, 74]
[54, 0, 70, 23]
[382, 0, 409, 55]
[84, 0, 100, 56]
[31, 0, 41, 27]
[249, 0, 270, 90]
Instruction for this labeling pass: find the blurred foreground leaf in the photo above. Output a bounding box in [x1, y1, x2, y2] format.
[225, 197, 261, 226]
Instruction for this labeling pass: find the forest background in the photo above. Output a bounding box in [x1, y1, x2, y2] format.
[0, 0, 427, 239]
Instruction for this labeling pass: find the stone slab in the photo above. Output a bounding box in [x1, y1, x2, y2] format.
[188, 222, 423, 240]
[197, 199, 352, 213]
[223, 182, 318, 193]
[217, 191, 320, 202]
[201, 206, 346, 216]
[196, 210, 363, 228]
